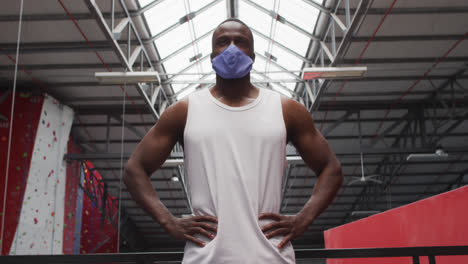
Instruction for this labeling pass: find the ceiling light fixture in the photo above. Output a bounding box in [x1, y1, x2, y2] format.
[95, 71, 160, 84]
[302, 66, 367, 80]
[406, 148, 448, 161]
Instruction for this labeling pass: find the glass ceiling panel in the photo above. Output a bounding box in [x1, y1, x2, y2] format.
[170, 63, 202, 81]
[238, 1, 273, 35]
[252, 55, 267, 74]
[176, 85, 198, 100]
[176, 71, 215, 100]
[250, 0, 275, 12]
[199, 55, 212, 74]
[270, 45, 303, 74]
[252, 32, 270, 63]
[144, 0, 185, 36]
[274, 21, 311, 55]
[196, 34, 214, 67]
[137, 0, 156, 7]
[271, 83, 294, 97]
[279, 0, 320, 33]
[192, 1, 226, 38]
[154, 23, 192, 59]
[162, 47, 195, 74]
[188, 0, 215, 12]
[140, 0, 323, 99]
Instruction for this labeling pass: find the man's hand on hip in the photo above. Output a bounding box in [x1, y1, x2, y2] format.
[259, 212, 310, 249]
[165, 215, 218, 247]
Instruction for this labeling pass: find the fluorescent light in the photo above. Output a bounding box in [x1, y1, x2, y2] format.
[406, 149, 448, 161]
[171, 176, 179, 182]
[302, 66, 367, 80]
[351, 210, 381, 216]
[95, 72, 160, 84]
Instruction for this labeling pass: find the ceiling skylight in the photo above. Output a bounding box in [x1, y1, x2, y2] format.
[138, 0, 323, 99]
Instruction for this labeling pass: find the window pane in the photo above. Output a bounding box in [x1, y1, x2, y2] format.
[252, 32, 270, 62]
[250, 0, 275, 11]
[154, 23, 191, 59]
[252, 55, 267, 73]
[271, 45, 303, 73]
[196, 34, 214, 69]
[239, 1, 273, 34]
[176, 85, 197, 100]
[162, 47, 195, 74]
[274, 22, 311, 55]
[144, 0, 185, 36]
[188, 0, 215, 12]
[271, 83, 293, 97]
[279, 0, 320, 33]
[137, 0, 156, 7]
[192, 0, 226, 39]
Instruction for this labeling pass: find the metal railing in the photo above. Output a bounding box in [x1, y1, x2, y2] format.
[1, 245, 467, 263]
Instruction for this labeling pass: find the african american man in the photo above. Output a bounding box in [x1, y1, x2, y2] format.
[124, 18, 343, 263]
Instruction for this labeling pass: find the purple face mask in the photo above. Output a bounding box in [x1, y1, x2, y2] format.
[211, 44, 254, 79]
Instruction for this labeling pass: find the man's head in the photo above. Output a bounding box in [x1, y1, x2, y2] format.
[211, 18, 255, 61]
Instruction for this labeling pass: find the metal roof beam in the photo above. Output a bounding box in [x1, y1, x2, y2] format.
[84, 0, 163, 119]
[308, 0, 370, 111]
[337, 6, 468, 15]
[72, 115, 466, 128]
[67, 100, 468, 115]
[328, 34, 468, 43]
[64, 148, 468, 161]
[242, 0, 320, 41]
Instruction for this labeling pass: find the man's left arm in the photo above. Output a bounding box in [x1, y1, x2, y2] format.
[260, 97, 343, 248]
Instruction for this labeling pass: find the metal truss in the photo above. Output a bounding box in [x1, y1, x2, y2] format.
[301, 0, 371, 111]
[84, 0, 168, 120]
[337, 74, 468, 224]
[1, 5, 468, 22]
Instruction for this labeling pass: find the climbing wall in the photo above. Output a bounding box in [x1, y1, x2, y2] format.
[79, 161, 119, 254]
[62, 139, 82, 255]
[9, 95, 74, 254]
[0, 92, 44, 255]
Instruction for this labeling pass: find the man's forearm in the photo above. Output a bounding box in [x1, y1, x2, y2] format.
[296, 161, 343, 225]
[123, 163, 175, 228]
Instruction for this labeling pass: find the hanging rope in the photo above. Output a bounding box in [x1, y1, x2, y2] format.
[1, 0, 24, 255]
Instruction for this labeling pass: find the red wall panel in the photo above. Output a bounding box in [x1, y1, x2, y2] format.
[0, 92, 43, 254]
[324, 186, 468, 264]
[79, 161, 118, 254]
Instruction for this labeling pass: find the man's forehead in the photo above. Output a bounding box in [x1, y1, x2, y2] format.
[214, 21, 251, 38]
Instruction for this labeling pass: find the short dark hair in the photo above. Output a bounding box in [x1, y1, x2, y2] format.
[212, 18, 254, 49]
[216, 18, 251, 31]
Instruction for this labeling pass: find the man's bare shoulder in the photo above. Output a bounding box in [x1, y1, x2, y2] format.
[155, 98, 188, 139]
[279, 95, 313, 127]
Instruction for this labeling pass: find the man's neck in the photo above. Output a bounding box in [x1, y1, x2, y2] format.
[213, 74, 256, 100]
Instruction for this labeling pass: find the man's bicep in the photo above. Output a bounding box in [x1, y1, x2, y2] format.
[129, 102, 186, 175]
[288, 101, 335, 175]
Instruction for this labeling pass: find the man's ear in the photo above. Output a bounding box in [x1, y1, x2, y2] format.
[252, 53, 255, 62]
[210, 52, 214, 61]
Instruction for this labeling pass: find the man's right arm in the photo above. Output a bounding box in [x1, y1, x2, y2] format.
[123, 99, 188, 228]
[123, 99, 217, 247]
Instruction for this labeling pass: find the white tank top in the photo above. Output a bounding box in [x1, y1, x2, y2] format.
[182, 87, 295, 263]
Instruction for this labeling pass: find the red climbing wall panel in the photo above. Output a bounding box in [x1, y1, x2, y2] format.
[324, 185, 468, 264]
[79, 161, 119, 254]
[0, 92, 43, 255]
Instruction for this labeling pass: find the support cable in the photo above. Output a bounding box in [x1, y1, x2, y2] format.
[1, 0, 23, 255]
[116, 72, 127, 252]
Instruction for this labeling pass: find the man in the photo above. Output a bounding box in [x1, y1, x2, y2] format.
[124, 18, 343, 263]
